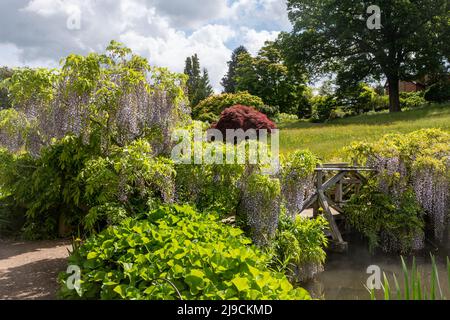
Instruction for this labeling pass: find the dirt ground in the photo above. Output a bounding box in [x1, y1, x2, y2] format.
[0, 238, 72, 300]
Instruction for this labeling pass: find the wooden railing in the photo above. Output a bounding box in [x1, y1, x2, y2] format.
[299, 163, 377, 252]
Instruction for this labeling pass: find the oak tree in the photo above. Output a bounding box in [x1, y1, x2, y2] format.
[280, 0, 449, 112]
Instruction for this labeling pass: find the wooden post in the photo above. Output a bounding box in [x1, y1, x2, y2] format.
[297, 164, 376, 253]
[313, 171, 323, 218]
[335, 176, 343, 203]
[318, 190, 344, 244]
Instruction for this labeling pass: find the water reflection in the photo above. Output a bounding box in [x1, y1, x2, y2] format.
[303, 232, 450, 300]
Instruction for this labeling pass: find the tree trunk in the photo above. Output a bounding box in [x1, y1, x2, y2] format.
[387, 75, 401, 113]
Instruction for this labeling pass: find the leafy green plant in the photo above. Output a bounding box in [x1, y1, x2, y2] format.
[0, 136, 176, 239]
[276, 113, 298, 123]
[58, 204, 311, 300]
[193, 91, 265, 123]
[0, 195, 26, 236]
[336, 82, 378, 115]
[271, 213, 328, 283]
[257, 105, 280, 120]
[237, 173, 281, 247]
[370, 255, 450, 300]
[175, 155, 245, 217]
[311, 96, 336, 123]
[79, 139, 176, 232]
[400, 92, 427, 110]
[346, 129, 450, 245]
[0, 67, 13, 110]
[0, 144, 67, 239]
[0, 40, 188, 157]
[345, 181, 425, 253]
[174, 124, 278, 218]
[280, 150, 320, 218]
[173, 125, 247, 217]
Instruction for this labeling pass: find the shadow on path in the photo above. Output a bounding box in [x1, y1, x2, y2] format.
[0, 258, 68, 300]
[0, 239, 71, 300]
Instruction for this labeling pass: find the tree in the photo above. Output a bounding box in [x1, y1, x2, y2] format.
[234, 41, 309, 114]
[184, 54, 200, 96]
[336, 83, 377, 115]
[424, 79, 450, 103]
[280, 0, 450, 113]
[318, 80, 335, 96]
[198, 69, 214, 102]
[184, 54, 213, 108]
[221, 46, 249, 93]
[233, 51, 260, 96]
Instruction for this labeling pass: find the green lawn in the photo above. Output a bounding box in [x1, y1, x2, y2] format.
[278, 104, 450, 161]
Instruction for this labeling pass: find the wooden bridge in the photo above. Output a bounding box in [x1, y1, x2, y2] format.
[299, 163, 377, 252]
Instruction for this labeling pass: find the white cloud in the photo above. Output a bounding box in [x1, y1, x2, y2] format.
[153, 0, 228, 29]
[0, 43, 24, 67]
[0, 0, 291, 91]
[239, 27, 280, 55]
[22, 0, 89, 17]
[0, 42, 58, 68]
[121, 24, 234, 92]
[226, 0, 291, 30]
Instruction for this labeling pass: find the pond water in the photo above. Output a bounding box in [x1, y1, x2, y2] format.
[303, 232, 450, 300]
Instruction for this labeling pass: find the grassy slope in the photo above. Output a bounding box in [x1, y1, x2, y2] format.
[278, 104, 450, 161]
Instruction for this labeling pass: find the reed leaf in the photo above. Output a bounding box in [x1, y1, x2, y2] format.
[382, 272, 390, 300]
[401, 256, 410, 300]
[447, 257, 450, 295]
[430, 254, 443, 300]
[372, 255, 450, 301]
[393, 273, 402, 300]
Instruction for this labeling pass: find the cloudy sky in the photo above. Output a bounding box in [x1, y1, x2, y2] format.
[0, 0, 292, 91]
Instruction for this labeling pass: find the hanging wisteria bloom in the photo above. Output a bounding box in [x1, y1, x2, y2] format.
[0, 41, 189, 157]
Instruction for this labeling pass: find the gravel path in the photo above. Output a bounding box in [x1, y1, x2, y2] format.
[0, 239, 71, 300]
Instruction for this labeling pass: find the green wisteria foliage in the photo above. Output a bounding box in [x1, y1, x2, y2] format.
[346, 129, 450, 252]
[0, 40, 189, 157]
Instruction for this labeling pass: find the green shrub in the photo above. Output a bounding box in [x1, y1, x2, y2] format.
[257, 105, 280, 120]
[0, 136, 176, 239]
[175, 141, 245, 217]
[237, 173, 281, 247]
[372, 94, 390, 112]
[311, 96, 336, 123]
[58, 204, 311, 300]
[345, 181, 425, 254]
[400, 92, 427, 109]
[424, 81, 450, 103]
[373, 255, 450, 300]
[0, 195, 26, 236]
[297, 92, 313, 119]
[193, 91, 264, 122]
[276, 113, 298, 123]
[346, 129, 450, 246]
[172, 124, 248, 216]
[0, 42, 190, 239]
[338, 83, 377, 115]
[271, 213, 328, 282]
[280, 150, 320, 218]
[80, 139, 176, 232]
